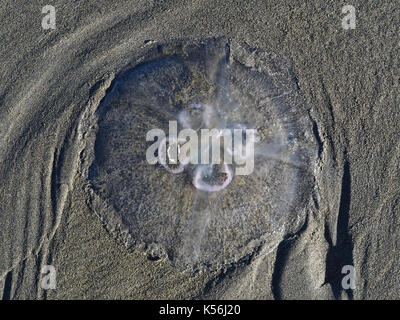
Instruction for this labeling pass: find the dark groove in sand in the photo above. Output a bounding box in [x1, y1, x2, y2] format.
[271, 214, 309, 300]
[324, 154, 354, 299]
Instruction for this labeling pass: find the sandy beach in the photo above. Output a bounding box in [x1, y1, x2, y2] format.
[0, 0, 399, 299]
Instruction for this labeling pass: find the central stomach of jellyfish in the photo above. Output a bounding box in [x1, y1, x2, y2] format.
[86, 37, 317, 271]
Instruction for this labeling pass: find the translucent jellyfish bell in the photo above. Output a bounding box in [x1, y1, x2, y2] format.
[84, 37, 318, 270]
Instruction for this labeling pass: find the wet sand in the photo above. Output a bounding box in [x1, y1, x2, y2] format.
[0, 0, 399, 299]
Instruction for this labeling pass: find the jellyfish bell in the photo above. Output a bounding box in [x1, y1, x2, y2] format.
[84, 37, 319, 271]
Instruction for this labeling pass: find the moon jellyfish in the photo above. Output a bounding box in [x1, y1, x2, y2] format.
[83, 37, 318, 270]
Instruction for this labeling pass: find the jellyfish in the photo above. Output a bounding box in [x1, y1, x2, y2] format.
[84, 37, 318, 270]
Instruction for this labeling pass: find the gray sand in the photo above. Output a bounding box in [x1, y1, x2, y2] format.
[0, 0, 399, 299]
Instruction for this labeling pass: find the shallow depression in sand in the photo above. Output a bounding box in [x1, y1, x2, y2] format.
[84, 37, 318, 270]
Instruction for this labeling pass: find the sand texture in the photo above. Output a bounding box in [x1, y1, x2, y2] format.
[0, 0, 399, 299]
